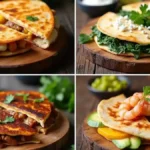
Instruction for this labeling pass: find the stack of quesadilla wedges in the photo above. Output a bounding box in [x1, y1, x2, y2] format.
[0, 91, 58, 148]
[0, 0, 60, 57]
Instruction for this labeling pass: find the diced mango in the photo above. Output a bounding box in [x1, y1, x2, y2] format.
[97, 127, 130, 140]
[0, 15, 6, 24]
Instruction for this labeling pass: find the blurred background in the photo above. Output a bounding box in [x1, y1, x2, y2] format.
[0, 75, 74, 150]
[76, 75, 150, 150]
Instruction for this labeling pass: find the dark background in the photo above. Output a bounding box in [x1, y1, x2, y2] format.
[40, 0, 74, 74]
[76, 76, 150, 149]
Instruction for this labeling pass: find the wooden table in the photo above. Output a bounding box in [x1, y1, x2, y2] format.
[76, 76, 150, 149]
[0, 76, 74, 149]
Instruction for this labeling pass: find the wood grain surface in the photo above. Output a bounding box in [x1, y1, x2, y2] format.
[80, 18, 150, 73]
[76, 76, 150, 150]
[4, 111, 69, 150]
[0, 27, 67, 74]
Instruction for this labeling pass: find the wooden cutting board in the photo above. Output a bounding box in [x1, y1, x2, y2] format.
[0, 26, 67, 73]
[80, 18, 150, 73]
[83, 114, 150, 150]
[4, 111, 69, 150]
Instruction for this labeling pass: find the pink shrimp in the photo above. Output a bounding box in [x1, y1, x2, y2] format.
[118, 92, 149, 120]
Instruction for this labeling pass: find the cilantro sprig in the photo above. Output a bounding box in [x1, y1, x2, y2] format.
[4, 95, 15, 104]
[0, 116, 15, 124]
[16, 93, 29, 103]
[143, 86, 150, 101]
[26, 16, 39, 22]
[34, 97, 45, 103]
[120, 4, 150, 27]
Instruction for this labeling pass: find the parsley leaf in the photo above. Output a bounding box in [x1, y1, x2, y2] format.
[4, 95, 15, 104]
[79, 34, 93, 44]
[0, 116, 15, 124]
[26, 16, 39, 22]
[120, 4, 150, 27]
[143, 86, 150, 101]
[34, 97, 45, 103]
[16, 93, 29, 103]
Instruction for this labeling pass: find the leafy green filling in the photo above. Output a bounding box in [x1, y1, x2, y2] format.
[79, 26, 150, 59]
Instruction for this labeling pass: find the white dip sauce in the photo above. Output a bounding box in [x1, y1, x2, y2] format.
[82, 0, 115, 6]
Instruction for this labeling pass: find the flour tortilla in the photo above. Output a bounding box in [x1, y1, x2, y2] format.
[97, 12, 150, 45]
[94, 36, 150, 58]
[122, 1, 150, 12]
[97, 95, 150, 140]
[0, 0, 55, 39]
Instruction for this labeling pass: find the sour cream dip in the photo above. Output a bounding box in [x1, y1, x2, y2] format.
[82, 0, 115, 6]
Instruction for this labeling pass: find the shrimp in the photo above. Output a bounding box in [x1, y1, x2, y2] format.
[118, 93, 147, 120]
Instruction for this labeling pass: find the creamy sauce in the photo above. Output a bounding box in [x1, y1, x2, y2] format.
[82, 0, 115, 6]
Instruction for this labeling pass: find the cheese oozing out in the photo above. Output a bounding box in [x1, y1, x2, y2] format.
[33, 16, 60, 49]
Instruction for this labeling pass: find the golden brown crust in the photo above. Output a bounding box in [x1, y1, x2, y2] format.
[97, 12, 150, 45]
[0, 109, 36, 136]
[0, 91, 52, 127]
[0, 0, 55, 39]
[0, 24, 27, 44]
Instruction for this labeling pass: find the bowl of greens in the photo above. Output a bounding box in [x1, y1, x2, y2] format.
[88, 76, 130, 100]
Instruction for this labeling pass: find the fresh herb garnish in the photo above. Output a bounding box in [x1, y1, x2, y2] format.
[34, 97, 45, 103]
[26, 16, 39, 22]
[4, 95, 15, 104]
[0, 116, 15, 124]
[16, 93, 29, 103]
[79, 26, 150, 59]
[143, 86, 150, 101]
[120, 4, 150, 27]
[79, 34, 93, 44]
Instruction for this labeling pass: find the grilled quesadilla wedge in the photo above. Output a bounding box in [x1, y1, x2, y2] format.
[0, 24, 30, 56]
[0, 91, 57, 134]
[97, 94, 150, 140]
[0, 0, 60, 49]
[122, 1, 150, 12]
[0, 108, 40, 148]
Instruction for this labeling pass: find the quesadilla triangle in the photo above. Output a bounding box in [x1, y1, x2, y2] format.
[0, 91, 57, 134]
[0, 0, 60, 49]
[0, 108, 40, 148]
[0, 24, 30, 56]
[97, 94, 150, 140]
[122, 1, 150, 12]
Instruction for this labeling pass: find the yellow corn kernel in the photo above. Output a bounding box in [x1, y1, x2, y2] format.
[23, 28, 28, 34]
[0, 15, 6, 24]
[27, 32, 33, 40]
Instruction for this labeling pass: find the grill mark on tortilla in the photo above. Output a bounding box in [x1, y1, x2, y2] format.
[0, 26, 5, 31]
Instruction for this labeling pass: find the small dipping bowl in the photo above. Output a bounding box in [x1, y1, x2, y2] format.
[77, 0, 118, 17]
[87, 76, 130, 100]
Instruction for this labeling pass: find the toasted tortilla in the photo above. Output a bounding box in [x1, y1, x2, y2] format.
[122, 1, 150, 12]
[94, 36, 150, 58]
[97, 12, 150, 45]
[97, 95, 150, 140]
[0, 24, 27, 44]
[0, 108, 36, 136]
[0, 0, 55, 39]
[0, 91, 52, 128]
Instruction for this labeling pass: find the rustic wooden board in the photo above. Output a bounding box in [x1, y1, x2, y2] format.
[0, 26, 67, 73]
[83, 115, 150, 150]
[4, 111, 69, 150]
[80, 18, 150, 73]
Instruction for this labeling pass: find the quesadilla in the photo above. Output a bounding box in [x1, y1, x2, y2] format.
[79, 2, 150, 59]
[97, 94, 150, 140]
[0, 108, 40, 148]
[0, 91, 58, 134]
[0, 24, 30, 56]
[0, 0, 60, 49]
